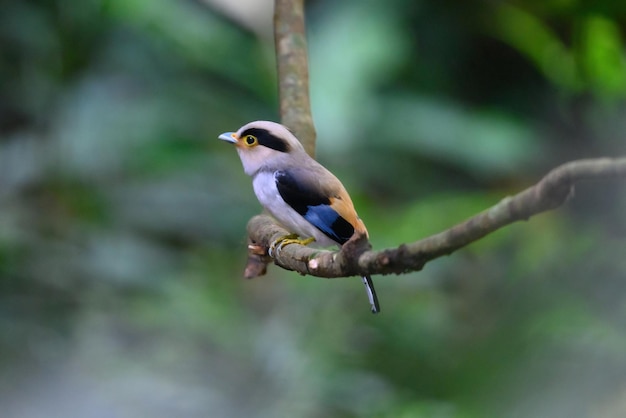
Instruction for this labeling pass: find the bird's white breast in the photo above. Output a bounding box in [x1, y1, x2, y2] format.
[252, 171, 337, 247]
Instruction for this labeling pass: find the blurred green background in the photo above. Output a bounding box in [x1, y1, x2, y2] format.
[1, 0, 626, 417]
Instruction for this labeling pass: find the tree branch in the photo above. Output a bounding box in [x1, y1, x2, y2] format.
[246, 157, 626, 278]
[244, 0, 316, 278]
[274, 0, 316, 155]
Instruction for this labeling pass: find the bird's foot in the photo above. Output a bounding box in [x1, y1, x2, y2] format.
[268, 234, 315, 257]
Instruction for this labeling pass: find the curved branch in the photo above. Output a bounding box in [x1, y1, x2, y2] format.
[246, 157, 626, 278]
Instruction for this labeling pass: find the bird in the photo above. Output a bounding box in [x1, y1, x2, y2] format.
[218, 120, 380, 313]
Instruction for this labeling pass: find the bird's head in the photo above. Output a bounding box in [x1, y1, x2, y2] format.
[218, 121, 305, 176]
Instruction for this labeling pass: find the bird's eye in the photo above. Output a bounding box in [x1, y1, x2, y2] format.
[244, 135, 258, 146]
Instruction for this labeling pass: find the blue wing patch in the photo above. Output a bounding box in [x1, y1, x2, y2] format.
[304, 204, 354, 245]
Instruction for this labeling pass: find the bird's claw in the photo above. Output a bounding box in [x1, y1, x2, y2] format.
[268, 234, 315, 258]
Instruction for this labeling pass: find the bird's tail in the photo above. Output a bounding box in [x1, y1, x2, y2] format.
[361, 275, 380, 314]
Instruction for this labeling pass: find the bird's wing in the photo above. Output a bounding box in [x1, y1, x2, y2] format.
[274, 168, 359, 245]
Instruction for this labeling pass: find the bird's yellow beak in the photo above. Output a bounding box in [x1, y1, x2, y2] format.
[218, 132, 238, 144]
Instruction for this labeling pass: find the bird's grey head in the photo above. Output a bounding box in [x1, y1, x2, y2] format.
[218, 121, 306, 176]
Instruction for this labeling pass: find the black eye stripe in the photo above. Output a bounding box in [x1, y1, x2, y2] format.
[240, 128, 290, 152]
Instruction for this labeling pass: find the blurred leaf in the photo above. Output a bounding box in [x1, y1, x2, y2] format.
[310, 0, 409, 152]
[104, 0, 276, 98]
[578, 15, 626, 99]
[491, 4, 582, 91]
[378, 96, 544, 177]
